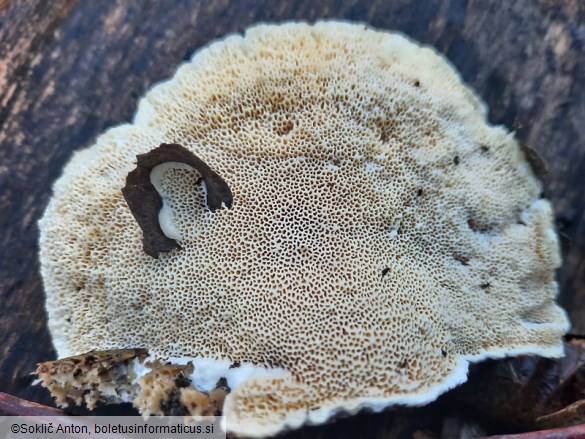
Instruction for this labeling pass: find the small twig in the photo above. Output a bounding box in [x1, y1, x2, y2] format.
[0, 390, 65, 416]
[479, 422, 585, 439]
[0, 391, 134, 439]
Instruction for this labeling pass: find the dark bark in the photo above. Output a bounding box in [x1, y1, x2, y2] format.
[1, 0, 584, 436]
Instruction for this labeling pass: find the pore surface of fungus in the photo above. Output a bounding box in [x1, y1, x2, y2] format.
[39, 21, 570, 437]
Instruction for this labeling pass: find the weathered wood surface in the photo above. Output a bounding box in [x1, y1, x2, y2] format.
[1, 0, 584, 436]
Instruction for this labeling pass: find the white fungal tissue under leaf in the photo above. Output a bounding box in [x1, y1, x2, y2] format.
[38, 21, 570, 438]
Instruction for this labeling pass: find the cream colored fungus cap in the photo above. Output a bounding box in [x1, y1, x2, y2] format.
[39, 21, 570, 437]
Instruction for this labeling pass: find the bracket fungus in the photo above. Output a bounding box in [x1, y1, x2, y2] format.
[37, 21, 570, 437]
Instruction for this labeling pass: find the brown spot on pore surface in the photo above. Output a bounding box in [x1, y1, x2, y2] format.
[121, 143, 233, 258]
[467, 216, 493, 233]
[453, 254, 470, 266]
[275, 120, 294, 136]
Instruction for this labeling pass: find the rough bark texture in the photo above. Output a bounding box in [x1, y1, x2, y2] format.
[1, 0, 583, 436]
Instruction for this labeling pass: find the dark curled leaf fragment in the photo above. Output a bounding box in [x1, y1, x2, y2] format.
[122, 143, 233, 258]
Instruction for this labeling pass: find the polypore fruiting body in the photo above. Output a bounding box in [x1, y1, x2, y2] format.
[38, 21, 570, 437]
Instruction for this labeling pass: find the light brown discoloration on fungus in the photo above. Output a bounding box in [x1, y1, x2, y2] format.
[33, 349, 148, 409]
[134, 362, 199, 416]
[180, 386, 227, 416]
[34, 349, 228, 417]
[38, 21, 569, 437]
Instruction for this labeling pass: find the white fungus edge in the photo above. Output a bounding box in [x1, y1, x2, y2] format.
[129, 355, 287, 394]
[224, 336, 569, 438]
